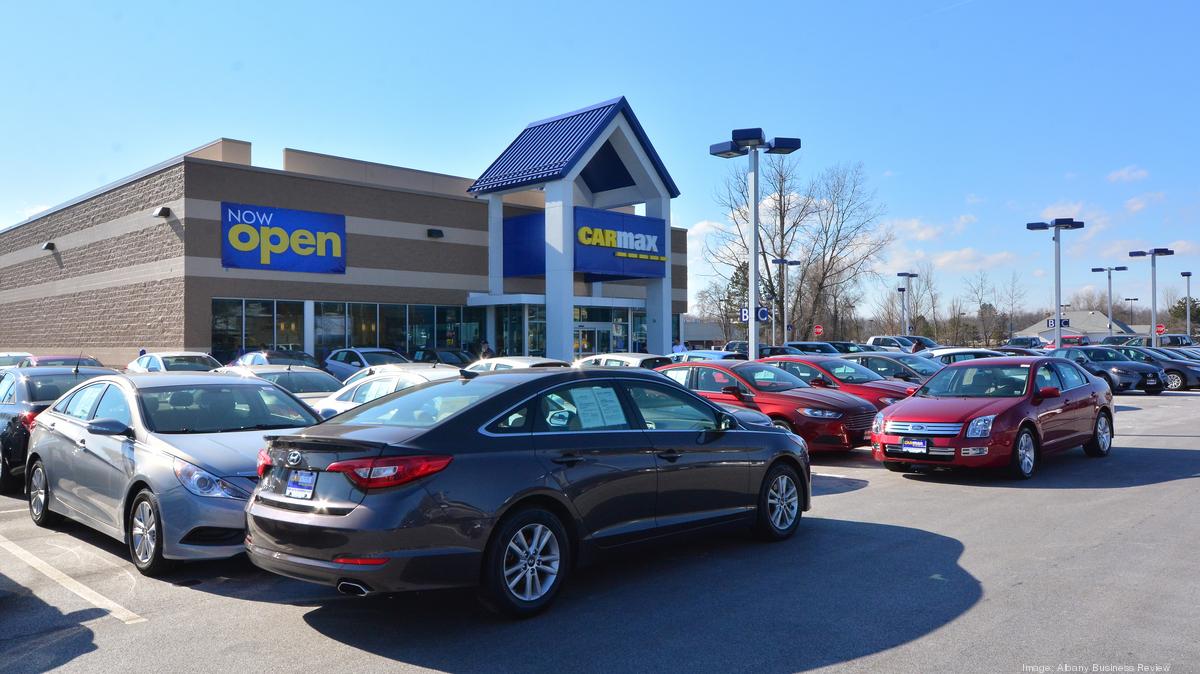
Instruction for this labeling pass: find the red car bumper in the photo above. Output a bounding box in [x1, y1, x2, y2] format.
[869, 427, 1018, 469]
[800, 417, 872, 452]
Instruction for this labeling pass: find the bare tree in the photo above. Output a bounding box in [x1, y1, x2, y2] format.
[964, 271, 997, 346]
[999, 271, 1027, 341]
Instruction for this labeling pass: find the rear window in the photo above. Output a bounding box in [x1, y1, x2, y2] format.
[162, 355, 220, 371]
[38, 357, 102, 367]
[363, 351, 409, 365]
[328, 378, 506, 428]
[0, 355, 24, 366]
[258, 371, 343, 394]
[268, 352, 320, 367]
[25, 373, 108, 402]
[640, 357, 672, 369]
[138, 383, 318, 433]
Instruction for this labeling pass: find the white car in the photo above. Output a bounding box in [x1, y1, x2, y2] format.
[211, 365, 343, 403]
[573, 353, 673, 369]
[865, 336, 916, 352]
[0, 352, 32, 370]
[312, 367, 463, 417]
[924, 347, 1007, 365]
[341, 362, 461, 388]
[465, 357, 570, 372]
[127, 352, 221, 373]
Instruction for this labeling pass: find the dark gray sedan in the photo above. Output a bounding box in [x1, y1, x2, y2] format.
[247, 368, 811, 617]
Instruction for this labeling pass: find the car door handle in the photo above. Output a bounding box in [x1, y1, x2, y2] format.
[550, 453, 586, 465]
[656, 449, 682, 462]
[76, 438, 87, 447]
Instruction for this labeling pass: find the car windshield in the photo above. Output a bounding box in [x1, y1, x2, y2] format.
[893, 337, 914, 347]
[258, 371, 343, 394]
[896, 354, 941, 376]
[162, 355, 220, 371]
[917, 365, 1031, 398]
[328, 378, 506, 428]
[1145, 348, 1176, 360]
[268, 352, 320, 367]
[0, 355, 24, 366]
[432, 350, 470, 365]
[39, 357, 101, 367]
[823, 360, 885, 384]
[731, 363, 809, 391]
[640, 356, 673, 369]
[907, 336, 937, 348]
[138, 383, 318, 433]
[1084, 348, 1127, 362]
[363, 351, 409, 365]
[25, 373, 107, 402]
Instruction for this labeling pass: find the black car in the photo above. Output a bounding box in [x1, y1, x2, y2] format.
[0, 366, 117, 491]
[247, 368, 810, 617]
[826, 341, 880, 353]
[1002, 336, 1046, 349]
[1047, 346, 1165, 394]
[1114, 346, 1200, 391]
[840, 352, 943, 383]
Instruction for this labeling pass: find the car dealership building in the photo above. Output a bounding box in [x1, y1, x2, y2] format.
[0, 97, 687, 365]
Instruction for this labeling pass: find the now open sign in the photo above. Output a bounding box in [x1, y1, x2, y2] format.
[221, 202, 347, 274]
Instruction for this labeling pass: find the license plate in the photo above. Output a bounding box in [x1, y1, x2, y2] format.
[285, 470, 317, 499]
[900, 437, 927, 453]
[1146, 378, 1157, 384]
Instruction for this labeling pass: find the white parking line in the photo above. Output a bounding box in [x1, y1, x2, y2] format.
[0, 508, 28, 514]
[0, 531, 146, 625]
[813, 472, 850, 479]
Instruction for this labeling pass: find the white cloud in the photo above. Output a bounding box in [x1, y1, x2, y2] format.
[1040, 201, 1083, 220]
[685, 219, 730, 310]
[889, 217, 942, 241]
[954, 214, 977, 233]
[1107, 165, 1149, 183]
[1032, 268, 1047, 278]
[965, 193, 984, 205]
[1168, 240, 1200, 255]
[1124, 191, 1165, 214]
[20, 204, 50, 218]
[882, 169, 895, 178]
[931, 247, 1016, 271]
[1099, 238, 1146, 258]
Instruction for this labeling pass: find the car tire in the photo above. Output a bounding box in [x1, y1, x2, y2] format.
[1164, 370, 1185, 391]
[0, 452, 18, 494]
[883, 461, 913, 473]
[1008, 427, 1038, 480]
[27, 459, 61, 527]
[479, 507, 570, 618]
[127, 489, 174, 576]
[1083, 412, 1113, 458]
[754, 462, 802, 541]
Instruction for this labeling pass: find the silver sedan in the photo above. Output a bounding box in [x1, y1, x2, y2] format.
[25, 372, 319, 575]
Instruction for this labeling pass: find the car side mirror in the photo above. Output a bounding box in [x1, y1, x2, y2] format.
[905, 386, 918, 396]
[809, 377, 828, 387]
[87, 418, 133, 438]
[546, 410, 572, 428]
[318, 408, 338, 420]
[1037, 386, 1061, 399]
[720, 385, 753, 400]
[716, 412, 736, 431]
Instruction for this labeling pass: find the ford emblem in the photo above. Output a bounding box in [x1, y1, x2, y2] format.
[286, 450, 302, 466]
[912, 424, 926, 431]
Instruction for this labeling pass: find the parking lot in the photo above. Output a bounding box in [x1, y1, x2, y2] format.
[1, 392, 1196, 674]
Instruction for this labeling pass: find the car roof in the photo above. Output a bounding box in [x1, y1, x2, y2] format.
[219, 365, 329, 374]
[350, 347, 401, 353]
[120, 372, 271, 388]
[943, 356, 1049, 367]
[680, 350, 739, 356]
[472, 367, 679, 384]
[585, 352, 665, 360]
[7, 366, 118, 376]
[928, 347, 1004, 355]
[32, 354, 99, 360]
[141, 351, 213, 358]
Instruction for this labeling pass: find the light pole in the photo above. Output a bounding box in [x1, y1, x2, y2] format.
[1183, 272, 1193, 338]
[897, 272, 917, 334]
[1125, 297, 1138, 325]
[772, 257, 802, 342]
[1090, 265, 1128, 336]
[711, 131, 801, 359]
[1027, 218, 1085, 348]
[1129, 248, 1175, 347]
[896, 286, 907, 334]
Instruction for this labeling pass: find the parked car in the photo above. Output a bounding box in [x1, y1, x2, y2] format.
[127, 351, 221, 373]
[466, 357, 571, 372]
[1111, 346, 1200, 391]
[1164, 347, 1200, 361]
[0, 366, 117, 491]
[246, 368, 810, 617]
[825, 341, 880, 353]
[1002, 336, 1046, 349]
[573, 353, 673, 369]
[18, 355, 104, 368]
[657, 360, 877, 451]
[718, 342, 803, 357]
[231, 349, 322, 368]
[410, 348, 476, 366]
[759, 355, 915, 410]
[1100, 335, 1135, 346]
[26, 373, 319, 574]
[312, 365, 463, 417]
[784, 341, 840, 354]
[1123, 334, 1194, 348]
[925, 348, 1007, 365]
[870, 356, 1114, 479]
[212, 365, 344, 402]
[722, 340, 747, 353]
[1046, 346, 1165, 394]
[995, 347, 1044, 357]
[900, 335, 940, 352]
[866, 336, 916, 352]
[323, 348, 410, 380]
[0, 352, 33, 370]
[1044, 335, 1091, 349]
[670, 350, 749, 362]
[841, 352, 944, 384]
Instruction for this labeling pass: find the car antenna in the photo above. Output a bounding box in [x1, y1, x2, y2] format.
[73, 351, 82, 375]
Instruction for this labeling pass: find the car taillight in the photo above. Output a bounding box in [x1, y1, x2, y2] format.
[256, 449, 273, 478]
[18, 412, 37, 432]
[333, 556, 388, 566]
[325, 455, 452, 490]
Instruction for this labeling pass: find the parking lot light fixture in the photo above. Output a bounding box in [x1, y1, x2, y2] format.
[1091, 266, 1127, 336]
[712, 128, 801, 359]
[1125, 297, 1139, 324]
[1129, 248, 1174, 346]
[771, 258, 803, 342]
[1183, 272, 1193, 338]
[897, 272, 918, 335]
[1028, 218, 1084, 347]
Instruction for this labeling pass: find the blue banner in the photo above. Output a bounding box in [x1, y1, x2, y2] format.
[221, 202, 346, 274]
[573, 207, 666, 280]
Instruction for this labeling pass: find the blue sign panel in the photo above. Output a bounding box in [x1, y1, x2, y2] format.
[573, 206, 667, 281]
[503, 212, 547, 278]
[221, 202, 346, 274]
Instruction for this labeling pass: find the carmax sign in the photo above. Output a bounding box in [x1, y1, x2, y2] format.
[221, 202, 346, 274]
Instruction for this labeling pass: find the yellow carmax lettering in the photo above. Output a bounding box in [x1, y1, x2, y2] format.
[577, 226, 592, 245]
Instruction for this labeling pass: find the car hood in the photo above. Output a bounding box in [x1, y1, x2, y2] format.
[760, 387, 876, 414]
[884, 395, 1019, 424]
[1103, 360, 1161, 373]
[149, 427, 309, 477]
[855, 380, 914, 396]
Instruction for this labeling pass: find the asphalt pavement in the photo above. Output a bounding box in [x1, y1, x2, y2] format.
[1, 392, 1197, 673]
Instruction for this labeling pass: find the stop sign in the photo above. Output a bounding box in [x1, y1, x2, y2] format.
[814, 324, 824, 337]
[1156, 324, 1166, 335]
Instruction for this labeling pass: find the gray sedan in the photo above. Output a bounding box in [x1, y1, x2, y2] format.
[25, 373, 319, 575]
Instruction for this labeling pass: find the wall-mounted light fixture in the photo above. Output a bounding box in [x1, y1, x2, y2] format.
[427, 228, 444, 239]
[153, 206, 171, 218]
[41, 241, 55, 251]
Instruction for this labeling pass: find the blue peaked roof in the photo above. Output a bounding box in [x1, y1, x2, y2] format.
[468, 96, 680, 198]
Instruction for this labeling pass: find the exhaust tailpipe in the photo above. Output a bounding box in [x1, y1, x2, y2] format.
[337, 581, 371, 597]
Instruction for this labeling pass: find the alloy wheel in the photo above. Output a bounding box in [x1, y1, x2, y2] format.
[29, 466, 46, 518]
[1166, 372, 1183, 390]
[1096, 415, 1112, 453]
[503, 523, 561, 602]
[1017, 432, 1036, 475]
[130, 501, 158, 565]
[766, 474, 799, 531]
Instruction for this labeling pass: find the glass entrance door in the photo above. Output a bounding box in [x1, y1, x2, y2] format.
[574, 329, 597, 358]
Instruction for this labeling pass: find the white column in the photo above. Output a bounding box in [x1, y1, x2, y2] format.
[644, 196, 673, 355]
[485, 305, 496, 348]
[303, 301, 315, 357]
[487, 195, 504, 295]
[544, 180, 575, 360]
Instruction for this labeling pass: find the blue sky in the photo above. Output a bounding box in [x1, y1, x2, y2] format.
[2, 0, 1197, 313]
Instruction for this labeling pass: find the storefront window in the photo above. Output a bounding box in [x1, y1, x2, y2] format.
[349, 303, 378, 348]
[245, 300, 275, 353]
[315, 302, 347, 362]
[461, 307, 485, 355]
[494, 305, 524, 356]
[409, 305, 435, 353]
[436, 306, 462, 348]
[528, 304, 546, 357]
[211, 299, 243, 364]
[632, 309, 647, 353]
[276, 301, 304, 351]
[611, 309, 630, 352]
[380, 304, 407, 354]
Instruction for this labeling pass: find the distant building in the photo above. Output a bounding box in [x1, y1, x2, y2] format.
[1015, 310, 1136, 342]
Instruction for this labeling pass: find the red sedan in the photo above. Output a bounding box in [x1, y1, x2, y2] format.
[657, 361, 878, 452]
[870, 356, 1114, 479]
[759, 355, 915, 410]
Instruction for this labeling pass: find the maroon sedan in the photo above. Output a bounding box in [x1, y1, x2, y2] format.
[658, 361, 878, 452]
[759, 355, 915, 410]
[870, 357, 1114, 479]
